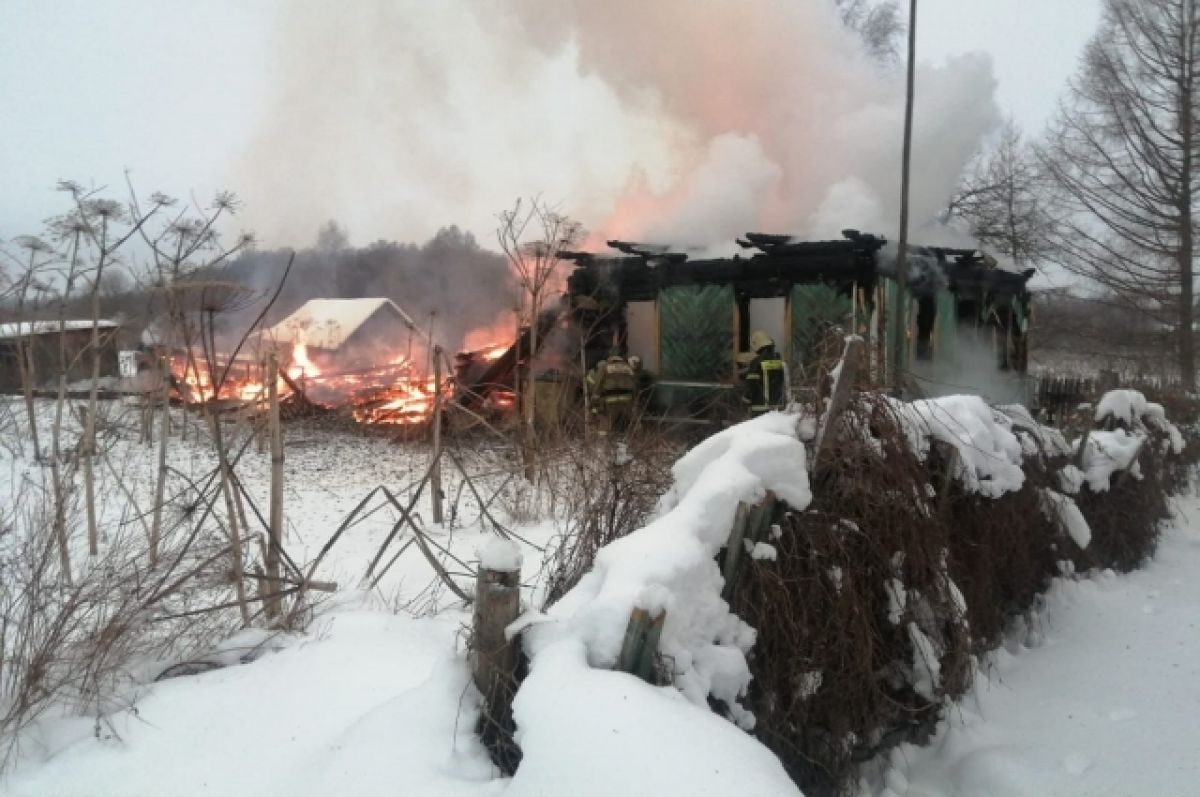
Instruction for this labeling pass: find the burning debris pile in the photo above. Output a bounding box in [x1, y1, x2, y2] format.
[165, 296, 525, 428]
[167, 343, 445, 426]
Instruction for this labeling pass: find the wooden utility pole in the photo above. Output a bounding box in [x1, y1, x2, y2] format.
[431, 345, 444, 525]
[890, 0, 918, 396]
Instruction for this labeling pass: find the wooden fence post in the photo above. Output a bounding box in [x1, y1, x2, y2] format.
[472, 564, 521, 717]
[616, 606, 667, 683]
[265, 353, 284, 620]
[431, 345, 444, 525]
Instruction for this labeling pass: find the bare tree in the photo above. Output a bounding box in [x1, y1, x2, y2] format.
[495, 198, 582, 470]
[1038, 0, 1200, 388]
[834, 0, 905, 64]
[948, 119, 1055, 268]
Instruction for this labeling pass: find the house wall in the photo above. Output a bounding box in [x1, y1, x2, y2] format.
[0, 329, 122, 392]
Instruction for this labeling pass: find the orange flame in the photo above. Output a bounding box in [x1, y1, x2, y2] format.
[287, 342, 321, 380]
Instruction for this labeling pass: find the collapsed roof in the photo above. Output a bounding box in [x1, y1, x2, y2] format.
[564, 230, 1033, 302]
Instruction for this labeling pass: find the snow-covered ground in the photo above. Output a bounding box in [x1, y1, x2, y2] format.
[3, 397, 1200, 796]
[865, 497, 1200, 797]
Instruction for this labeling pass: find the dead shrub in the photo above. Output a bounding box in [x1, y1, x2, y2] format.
[944, 453, 1061, 652]
[731, 396, 972, 796]
[0, 481, 241, 769]
[729, 392, 1178, 796]
[536, 427, 678, 608]
[1073, 438, 1172, 573]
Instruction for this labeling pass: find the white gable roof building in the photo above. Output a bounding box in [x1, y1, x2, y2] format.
[263, 298, 420, 351]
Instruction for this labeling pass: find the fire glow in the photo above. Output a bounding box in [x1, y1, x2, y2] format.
[169, 331, 511, 427]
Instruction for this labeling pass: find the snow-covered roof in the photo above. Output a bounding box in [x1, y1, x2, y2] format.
[0, 319, 120, 339]
[262, 298, 420, 349]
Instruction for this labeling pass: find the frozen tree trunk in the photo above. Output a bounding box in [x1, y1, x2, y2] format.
[265, 354, 284, 620]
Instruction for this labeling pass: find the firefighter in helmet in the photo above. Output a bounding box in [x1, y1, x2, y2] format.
[587, 350, 636, 435]
[739, 330, 786, 416]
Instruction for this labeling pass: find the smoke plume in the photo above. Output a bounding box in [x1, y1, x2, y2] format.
[235, 1, 1000, 252]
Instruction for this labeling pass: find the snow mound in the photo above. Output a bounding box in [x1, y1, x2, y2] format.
[510, 640, 801, 796]
[1095, 389, 1185, 454]
[521, 411, 810, 745]
[478, 537, 522, 572]
[890, 395, 1025, 497]
[1038, 488, 1092, 549]
[1077, 429, 1144, 492]
[997, 403, 1072, 458]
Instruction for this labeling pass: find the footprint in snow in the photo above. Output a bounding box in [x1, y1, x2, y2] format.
[1063, 754, 1092, 776]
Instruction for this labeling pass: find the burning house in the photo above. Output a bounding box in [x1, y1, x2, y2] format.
[558, 230, 1034, 419]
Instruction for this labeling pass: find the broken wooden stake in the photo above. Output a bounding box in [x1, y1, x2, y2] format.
[616, 606, 667, 683]
[720, 502, 751, 600]
[721, 491, 779, 602]
[472, 564, 521, 717]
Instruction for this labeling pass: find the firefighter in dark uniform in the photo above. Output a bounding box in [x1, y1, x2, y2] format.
[739, 330, 786, 416]
[587, 351, 636, 435]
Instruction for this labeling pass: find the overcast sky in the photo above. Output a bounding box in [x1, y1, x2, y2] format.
[0, 0, 1102, 249]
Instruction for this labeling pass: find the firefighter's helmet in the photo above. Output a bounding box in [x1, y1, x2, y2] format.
[750, 330, 774, 352]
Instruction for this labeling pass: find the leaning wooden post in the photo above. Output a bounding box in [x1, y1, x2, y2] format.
[720, 502, 751, 601]
[265, 353, 284, 620]
[472, 560, 521, 723]
[431, 345, 444, 525]
[811, 336, 865, 478]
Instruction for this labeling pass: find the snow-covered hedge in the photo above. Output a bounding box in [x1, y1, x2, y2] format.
[510, 389, 1184, 796]
[522, 412, 811, 728]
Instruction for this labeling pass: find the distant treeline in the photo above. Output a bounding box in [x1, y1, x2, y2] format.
[216, 222, 519, 351]
[3, 223, 520, 353]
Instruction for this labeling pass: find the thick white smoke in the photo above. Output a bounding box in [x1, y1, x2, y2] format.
[235, 1, 1000, 250]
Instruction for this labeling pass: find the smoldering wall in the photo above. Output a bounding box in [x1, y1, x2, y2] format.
[234, 1, 1001, 253]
